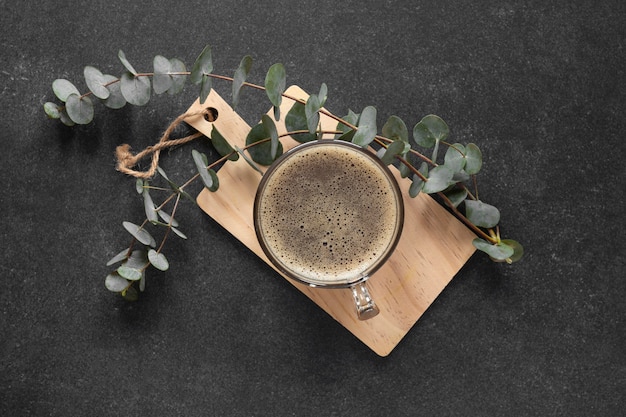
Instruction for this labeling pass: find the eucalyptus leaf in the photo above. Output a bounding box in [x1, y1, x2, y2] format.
[190, 45, 213, 84]
[235, 145, 264, 175]
[59, 108, 75, 127]
[408, 163, 428, 198]
[444, 187, 468, 207]
[157, 166, 181, 193]
[232, 55, 253, 109]
[118, 50, 138, 75]
[117, 265, 143, 281]
[157, 209, 179, 227]
[143, 189, 158, 223]
[245, 122, 283, 165]
[52, 79, 80, 102]
[465, 143, 483, 175]
[352, 106, 377, 147]
[265, 63, 286, 120]
[168, 58, 187, 95]
[500, 239, 524, 263]
[413, 114, 449, 148]
[122, 285, 138, 301]
[65, 94, 94, 125]
[84, 66, 110, 99]
[472, 238, 515, 261]
[444, 143, 466, 173]
[190, 45, 213, 104]
[120, 72, 151, 106]
[124, 250, 149, 270]
[148, 249, 169, 271]
[171, 226, 188, 240]
[135, 178, 144, 194]
[261, 114, 280, 160]
[102, 74, 126, 109]
[105, 273, 129, 292]
[422, 165, 454, 194]
[382, 115, 409, 143]
[210, 126, 239, 161]
[122, 221, 156, 247]
[44, 102, 61, 119]
[192, 150, 219, 192]
[380, 140, 407, 165]
[153, 55, 173, 95]
[304, 94, 321, 134]
[285, 102, 316, 143]
[317, 83, 328, 107]
[465, 199, 500, 228]
[106, 248, 130, 266]
[139, 274, 146, 292]
[336, 110, 359, 138]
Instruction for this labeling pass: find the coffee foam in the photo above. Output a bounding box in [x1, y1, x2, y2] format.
[256, 143, 401, 285]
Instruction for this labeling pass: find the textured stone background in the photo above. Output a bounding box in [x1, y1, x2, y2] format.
[1, 1, 624, 415]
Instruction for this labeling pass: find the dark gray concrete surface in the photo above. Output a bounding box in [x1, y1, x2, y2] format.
[1, 1, 624, 415]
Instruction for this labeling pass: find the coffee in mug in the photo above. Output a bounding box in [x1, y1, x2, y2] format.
[254, 140, 404, 320]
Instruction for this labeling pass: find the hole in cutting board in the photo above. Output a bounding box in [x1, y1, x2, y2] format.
[204, 107, 219, 122]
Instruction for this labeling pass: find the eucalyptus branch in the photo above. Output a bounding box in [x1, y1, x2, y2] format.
[46, 44, 523, 301]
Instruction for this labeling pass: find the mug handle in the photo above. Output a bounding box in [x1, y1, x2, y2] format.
[351, 282, 380, 320]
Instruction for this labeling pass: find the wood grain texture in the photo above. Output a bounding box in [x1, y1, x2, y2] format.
[185, 86, 477, 356]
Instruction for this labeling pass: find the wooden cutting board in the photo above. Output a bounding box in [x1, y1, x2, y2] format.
[185, 86, 476, 356]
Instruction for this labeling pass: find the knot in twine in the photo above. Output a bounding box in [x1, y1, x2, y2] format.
[115, 108, 211, 179]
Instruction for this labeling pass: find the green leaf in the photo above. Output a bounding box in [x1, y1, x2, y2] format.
[408, 163, 428, 198]
[192, 150, 219, 192]
[190, 45, 213, 104]
[444, 143, 466, 173]
[422, 165, 454, 194]
[472, 238, 515, 261]
[305, 94, 321, 134]
[135, 178, 144, 194]
[124, 250, 148, 269]
[285, 102, 317, 143]
[153, 55, 173, 95]
[168, 58, 187, 95]
[65, 94, 94, 125]
[465, 143, 483, 175]
[122, 285, 138, 301]
[380, 140, 407, 165]
[190, 45, 213, 84]
[245, 122, 283, 165]
[122, 221, 156, 247]
[235, 145, 264, 175]
[59, 108, 75, 126]
[232, 55, 253, 109]
[171, 226, 187, 240]
[52, 79, 80, 102]
[317, 83, 328, 107]
[117, 50, 138, 75]
[117, 265, 143, 281]
[465, 200, 500, 228]
[501, 239, 524, 263]
[157, 209, 179, 227]
[102, 74, 126, 109]
[157, 166, 181, 193]
[106, 248, 130, 266]
[210, 126, 239, 161]
[444, 187, 468, 208]
[261, 115, 280, 160]
[148, 249, 169, 271]
[382, 115, 409, 143]
[120, 72, 151, 106]
[413, 114, 449, 148]
[105, 273, 129, 292]
[352, 106, 377, 147]
[44, 102, 61, 119]
[265, 63, 286, 120]
[143, 189, 158, 223]
[84, 66, 110, 99]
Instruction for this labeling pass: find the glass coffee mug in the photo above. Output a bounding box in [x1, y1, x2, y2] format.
[253, 140, 404, 320]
